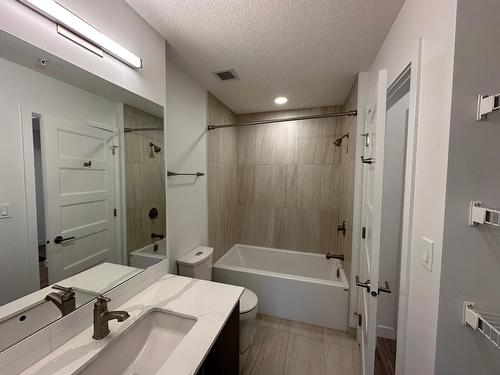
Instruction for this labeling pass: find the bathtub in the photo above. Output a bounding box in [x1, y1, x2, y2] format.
[129, 239, 166, 269]
[213, 244, 349, 330]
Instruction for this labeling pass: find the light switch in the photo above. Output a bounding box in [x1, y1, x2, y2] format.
[0, 203, 10, 219]
[421, 236, 434, 271]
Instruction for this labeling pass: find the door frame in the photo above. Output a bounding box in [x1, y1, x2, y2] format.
[21, 107, 125, 285]
[350, 38, 423, 373]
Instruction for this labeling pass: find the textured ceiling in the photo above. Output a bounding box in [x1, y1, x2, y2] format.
[125, 0, 404, 113]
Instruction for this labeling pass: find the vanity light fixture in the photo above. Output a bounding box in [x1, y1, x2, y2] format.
[18, 0, 142, 69]
[274, 96, 288, 105]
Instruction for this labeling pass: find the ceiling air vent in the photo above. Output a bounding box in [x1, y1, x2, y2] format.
[214, 69, 239, 81]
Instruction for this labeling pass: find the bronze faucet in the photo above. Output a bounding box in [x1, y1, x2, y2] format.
[92, 296, 130, 340]
[45, 285, 76, 316]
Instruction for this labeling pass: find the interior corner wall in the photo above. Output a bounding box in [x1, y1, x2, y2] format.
[165, 56, 208, 273]
[367, 0, 457, 374]
[435, 1, 500, 373]
[0, 0, 166, 106]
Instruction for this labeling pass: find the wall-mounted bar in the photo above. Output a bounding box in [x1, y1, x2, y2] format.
[167, 171, 205, 177]
[463, 302, 500, 349]
[477, 93, 500, 120]
[207, 110, 357, 130]
[124, 127, 164, 133]
[469, 201, 500, 226]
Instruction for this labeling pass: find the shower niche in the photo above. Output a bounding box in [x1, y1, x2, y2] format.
[123, 104, 166, 268]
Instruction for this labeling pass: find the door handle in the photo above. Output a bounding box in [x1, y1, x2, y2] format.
[83, 160, 92, 167]
[361, 156, 374, 164]
[54, 235, 76, 244]
[377, 281, 391, 295]
[355, 275, 371, 292]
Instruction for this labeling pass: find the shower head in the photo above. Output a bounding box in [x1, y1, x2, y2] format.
[150, 142, 162, 153]
[332, 133, 349, 147]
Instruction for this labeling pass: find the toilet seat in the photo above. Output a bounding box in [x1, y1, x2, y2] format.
[240, 289, 258, 317]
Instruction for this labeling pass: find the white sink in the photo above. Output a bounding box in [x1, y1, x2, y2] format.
[76, 308, 197, 375]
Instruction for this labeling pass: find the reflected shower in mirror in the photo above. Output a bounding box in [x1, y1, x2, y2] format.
[0, 31, 165, 350]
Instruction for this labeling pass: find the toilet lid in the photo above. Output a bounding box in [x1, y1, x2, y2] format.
[240, 289, 258, 314]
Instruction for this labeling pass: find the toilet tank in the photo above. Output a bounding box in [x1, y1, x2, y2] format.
[176, 246, 213, 280]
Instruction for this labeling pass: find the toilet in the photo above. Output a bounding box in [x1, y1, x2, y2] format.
[177, 246, 258, 353]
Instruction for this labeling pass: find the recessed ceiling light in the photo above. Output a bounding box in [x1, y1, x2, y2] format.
[274, 97, 288, 105]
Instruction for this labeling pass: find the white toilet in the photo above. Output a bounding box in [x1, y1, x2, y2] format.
[177, 246, 258, 353]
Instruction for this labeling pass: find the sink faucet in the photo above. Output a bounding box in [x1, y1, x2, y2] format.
[45, 285, 76, 316]
[92, 296, 130, 340]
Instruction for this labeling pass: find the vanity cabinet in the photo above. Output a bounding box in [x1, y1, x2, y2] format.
[197, 302, 239, 375]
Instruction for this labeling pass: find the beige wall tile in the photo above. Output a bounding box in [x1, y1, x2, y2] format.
[254, 165, 286, 207]
[320, 165, 341, 210]
[237, 164, 255, 205]
[207, 161, 220, 211]
[319, 209, 340, 253]
[274, 208, 298, 250]
[237, 205, 255, 245]
[296, 209, 320, 252]
[254, 207, 276, 247]
[297, 165, 321, 209]
[237, 126, 256, 164]
[284, 165, 297, 208]
[298, 119, 322, 164]
[220, 163, 236, 208]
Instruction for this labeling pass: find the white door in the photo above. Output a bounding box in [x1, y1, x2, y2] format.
[41, 115, 117, 284]
[358, 69, 388, 375]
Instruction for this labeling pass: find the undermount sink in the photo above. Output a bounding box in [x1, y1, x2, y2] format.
[76, 308, 197, 375]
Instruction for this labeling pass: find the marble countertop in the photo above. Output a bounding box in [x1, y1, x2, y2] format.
[21, 274, 244, 375]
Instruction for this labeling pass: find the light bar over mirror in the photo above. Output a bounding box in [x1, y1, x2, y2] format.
[18, 0, 142, 69]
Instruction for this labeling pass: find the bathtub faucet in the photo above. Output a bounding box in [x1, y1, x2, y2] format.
[326, 253, 344, 261]
[151, 233, 164, 239]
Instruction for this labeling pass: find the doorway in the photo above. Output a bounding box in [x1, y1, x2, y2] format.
[374, 67, 410, 375]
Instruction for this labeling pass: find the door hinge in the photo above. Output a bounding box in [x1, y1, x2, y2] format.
[361, 227, 366, 239]
[113, 208, 117, 217]
[354, 313, 362, 327]
[111, 145, 119, 155]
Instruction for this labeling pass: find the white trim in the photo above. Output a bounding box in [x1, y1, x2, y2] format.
[20, 106, 40, 293]
[395, 38, 424, 375]
[350, 72, 369, 330]
[117, 103, 128, 265]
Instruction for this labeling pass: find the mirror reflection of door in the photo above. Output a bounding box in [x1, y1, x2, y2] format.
[33, 115, 118, 286]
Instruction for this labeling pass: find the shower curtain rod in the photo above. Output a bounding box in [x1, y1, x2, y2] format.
[207, 110, 357, 130]
[124, 127, 164, 133]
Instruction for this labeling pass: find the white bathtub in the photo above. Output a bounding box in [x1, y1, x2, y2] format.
[213, 244, 349, 330]
[129, 239, 166, 269]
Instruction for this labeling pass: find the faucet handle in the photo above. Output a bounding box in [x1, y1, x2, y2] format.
[96, 295, 111, 303]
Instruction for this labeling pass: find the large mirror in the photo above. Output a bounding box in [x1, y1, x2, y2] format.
[0, 31, 166, 351]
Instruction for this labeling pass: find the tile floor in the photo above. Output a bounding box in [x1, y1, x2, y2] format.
[240, 314, 361, 375]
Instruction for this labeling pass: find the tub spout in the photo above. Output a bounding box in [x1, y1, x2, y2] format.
[326, 253, 344, 261]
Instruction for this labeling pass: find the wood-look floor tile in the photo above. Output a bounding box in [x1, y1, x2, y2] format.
[241, 325, 289, 375]
[256, 313, 291, 332]
[324, 341, 356, 375]
[289, 321, 323, 340]
[284, 333, 325, 375]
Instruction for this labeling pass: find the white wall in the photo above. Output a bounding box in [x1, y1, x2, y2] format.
[0, 0, 165, 106]
[165, 54, 208, 274]
[367, 1, 457, 373]
[435, 0, 500, 373]
[0, 57, 118, 305]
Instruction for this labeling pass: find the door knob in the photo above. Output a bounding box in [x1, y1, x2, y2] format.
[355, 275, 371, 292]
[83, 160, 92, 167]
[377, 281, 391, 295]
[54, 235, 76, 244]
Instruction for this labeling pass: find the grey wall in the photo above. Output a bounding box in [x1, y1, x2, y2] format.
[435, 0, 500, 373]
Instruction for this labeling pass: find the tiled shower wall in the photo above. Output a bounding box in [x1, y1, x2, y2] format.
[207, 94, 238, 260]
[124, 104, 165, 257]
[207, 86, 357, 266]
[235, 107, 345, 255]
